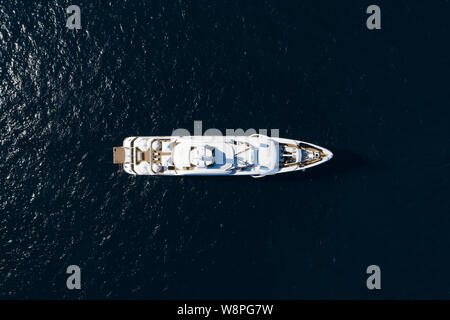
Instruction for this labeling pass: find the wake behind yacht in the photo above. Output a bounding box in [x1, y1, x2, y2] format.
[113, 134, 332, 177]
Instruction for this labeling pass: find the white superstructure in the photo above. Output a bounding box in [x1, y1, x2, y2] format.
[113, 134, 332, 177]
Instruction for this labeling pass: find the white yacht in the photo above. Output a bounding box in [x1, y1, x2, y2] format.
[113, 135, 332, 178]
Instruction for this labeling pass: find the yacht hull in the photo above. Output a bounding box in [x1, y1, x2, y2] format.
[113, 135, 332, 177]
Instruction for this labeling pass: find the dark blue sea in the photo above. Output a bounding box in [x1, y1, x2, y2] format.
[1, 0, 449, 299]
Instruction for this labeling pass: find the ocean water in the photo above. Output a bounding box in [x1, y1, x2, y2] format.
[0, 0, 449, 299]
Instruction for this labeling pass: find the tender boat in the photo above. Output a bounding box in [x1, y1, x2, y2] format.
[113, 134, 332, 177]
